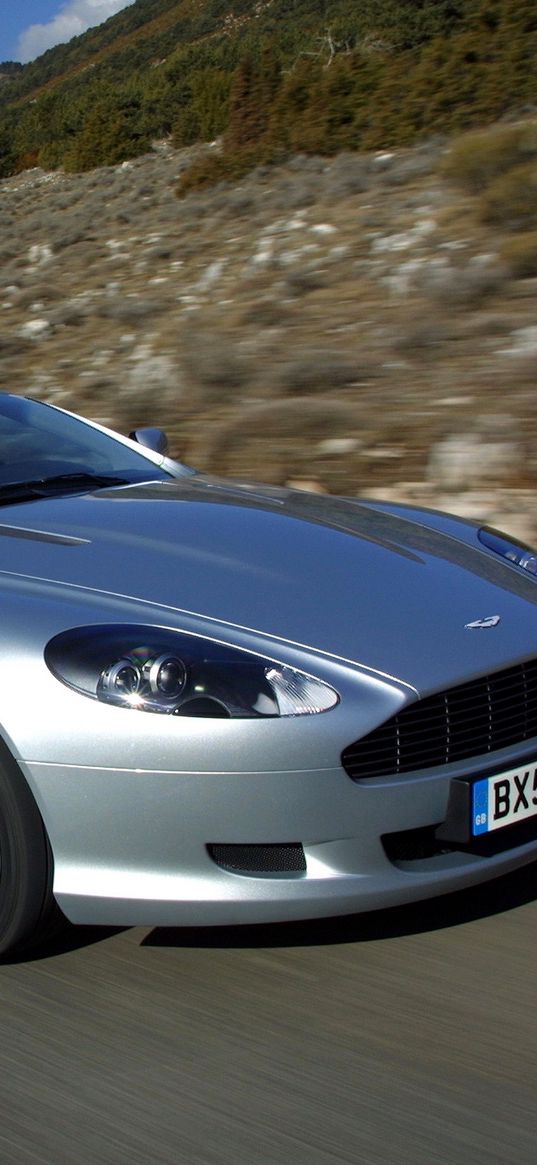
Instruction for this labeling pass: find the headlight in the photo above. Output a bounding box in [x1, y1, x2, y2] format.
[478, 527, 537, 575]
[45, 625, 339, 718]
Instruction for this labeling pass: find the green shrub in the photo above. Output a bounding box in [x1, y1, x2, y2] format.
[177, 147, 261, 195]
[500, 231, 537, 277]
[441, 122, 537, 192]
[480, 162, 537, 230]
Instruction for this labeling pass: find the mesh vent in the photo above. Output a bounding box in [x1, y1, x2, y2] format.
[342, 657, 537, 780]
[208, 843, 306, 874]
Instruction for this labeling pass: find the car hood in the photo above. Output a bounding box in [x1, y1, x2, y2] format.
[1, 476, 537, 694]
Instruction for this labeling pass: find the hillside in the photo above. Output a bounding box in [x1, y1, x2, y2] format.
[1, 122, 537, 542]
[0, 1, 536, 178]
[1, 2, 536, 540]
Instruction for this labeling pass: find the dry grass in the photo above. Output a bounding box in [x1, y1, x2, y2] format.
[441, 122, 537, 193]
[500, 232, 537, 279]
[480, 163, 537, 231]
[1, 132, 537, 498]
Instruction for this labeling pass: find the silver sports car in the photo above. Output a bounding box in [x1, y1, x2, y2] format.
[1, 391, 537, 956]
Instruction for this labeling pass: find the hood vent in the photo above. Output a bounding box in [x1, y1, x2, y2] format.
[0, 523, 90, 545]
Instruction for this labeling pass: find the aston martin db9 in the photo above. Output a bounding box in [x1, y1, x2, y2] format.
[1, 391, 537, 956]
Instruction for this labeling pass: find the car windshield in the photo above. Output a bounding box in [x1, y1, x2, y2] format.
[0, 394, 177, 493]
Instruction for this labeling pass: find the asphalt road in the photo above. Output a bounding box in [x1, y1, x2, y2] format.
[1, 867, 536, 1165]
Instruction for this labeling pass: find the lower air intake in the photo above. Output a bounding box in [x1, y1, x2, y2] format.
[208, 843, 306, 875]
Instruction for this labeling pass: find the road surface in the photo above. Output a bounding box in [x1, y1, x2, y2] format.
[1, 865, 536, 1164]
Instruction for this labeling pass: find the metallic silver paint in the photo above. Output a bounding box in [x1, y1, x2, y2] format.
[1, 398, 537, 927]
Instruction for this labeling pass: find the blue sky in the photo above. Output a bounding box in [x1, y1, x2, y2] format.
[1, 1, 136, 64]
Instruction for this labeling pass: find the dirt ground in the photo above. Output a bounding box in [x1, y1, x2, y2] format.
[1, 137, 536, 537]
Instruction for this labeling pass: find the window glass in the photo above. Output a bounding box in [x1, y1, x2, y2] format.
[0, 396, 173, 486]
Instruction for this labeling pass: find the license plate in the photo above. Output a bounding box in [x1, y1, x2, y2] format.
[472, 762, 537, 836]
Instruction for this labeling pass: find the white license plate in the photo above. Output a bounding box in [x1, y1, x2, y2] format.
[472, 762, 537, 836]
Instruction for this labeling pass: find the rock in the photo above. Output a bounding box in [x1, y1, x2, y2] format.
[428, 432, 518, 489]
[18, 318, 52, 339]
[27, 243, 53, 266]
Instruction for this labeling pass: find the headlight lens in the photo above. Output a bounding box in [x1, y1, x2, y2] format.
[45, 625, 339, 718]
[478, 526, 537, 575]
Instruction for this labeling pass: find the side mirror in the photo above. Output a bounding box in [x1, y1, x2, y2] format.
[129, 427, 169, 456]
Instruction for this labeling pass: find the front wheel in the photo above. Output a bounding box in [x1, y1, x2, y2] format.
[0, 742, 60, 958]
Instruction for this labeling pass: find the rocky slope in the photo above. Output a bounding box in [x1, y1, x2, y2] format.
[1, 137, 537, 540]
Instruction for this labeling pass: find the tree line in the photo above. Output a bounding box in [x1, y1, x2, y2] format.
[0, 0, 535, 181]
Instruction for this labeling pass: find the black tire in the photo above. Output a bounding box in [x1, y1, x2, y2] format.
[0, 740, 60, 958]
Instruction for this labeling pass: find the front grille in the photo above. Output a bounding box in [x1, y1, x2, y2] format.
[342, 657, 537, 780]
[208, 843, 306, 875]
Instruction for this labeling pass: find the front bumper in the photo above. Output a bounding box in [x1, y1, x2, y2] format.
[26, 749, 537, 927]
